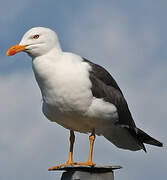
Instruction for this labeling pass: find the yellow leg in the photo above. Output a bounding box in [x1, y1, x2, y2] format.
[67, 130, 75, 164]
[76, 129, 96, 166]
[49, 130, 76, 171]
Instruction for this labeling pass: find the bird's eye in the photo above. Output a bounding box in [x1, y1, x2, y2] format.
[33, 35, 39, 39]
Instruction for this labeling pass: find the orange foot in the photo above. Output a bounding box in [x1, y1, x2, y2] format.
[48, 161, 77, 171]
[76, 161, 96, 167]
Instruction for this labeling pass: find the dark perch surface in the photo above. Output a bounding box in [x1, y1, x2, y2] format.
[48, 164, 122, 173]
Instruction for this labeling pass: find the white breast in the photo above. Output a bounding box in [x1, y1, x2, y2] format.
[32, 52, 92, 113]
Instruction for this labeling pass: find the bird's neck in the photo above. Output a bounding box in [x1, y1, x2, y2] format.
[32, 48, 62, 92]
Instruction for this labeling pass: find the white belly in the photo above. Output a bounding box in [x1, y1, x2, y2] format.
[42, 102, 95, 133]
[42, 96, 118, 134]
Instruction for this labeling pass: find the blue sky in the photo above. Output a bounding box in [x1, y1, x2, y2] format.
[0, 1, 166, 180]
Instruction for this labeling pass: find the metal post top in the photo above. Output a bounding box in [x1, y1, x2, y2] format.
[49, 164, 122, 173]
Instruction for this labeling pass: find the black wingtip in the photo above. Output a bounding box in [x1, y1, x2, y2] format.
[143, 137, 163, 147]
[136, 128, 163, 148]
[157, 141, 163, 147]
[141, 143, 147, 153]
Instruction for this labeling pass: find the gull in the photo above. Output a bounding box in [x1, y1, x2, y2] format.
[7, 27, 163, 170]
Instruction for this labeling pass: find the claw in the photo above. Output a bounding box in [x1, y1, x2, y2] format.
[76, 161, 96, 167]
[48, 161, 77, 171]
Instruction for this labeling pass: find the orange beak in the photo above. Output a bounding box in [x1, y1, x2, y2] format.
[7, 44, 28, 56]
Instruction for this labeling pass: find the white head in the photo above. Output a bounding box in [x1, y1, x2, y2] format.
[7, 27, 62, 58]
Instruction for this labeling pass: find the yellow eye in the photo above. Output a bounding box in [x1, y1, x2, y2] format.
[33, 35, 39, 39]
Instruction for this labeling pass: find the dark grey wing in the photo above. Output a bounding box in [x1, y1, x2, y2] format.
[83, 58, 123, 94]
[83, 58, 163, 151]
[83, 58, 136, 128]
